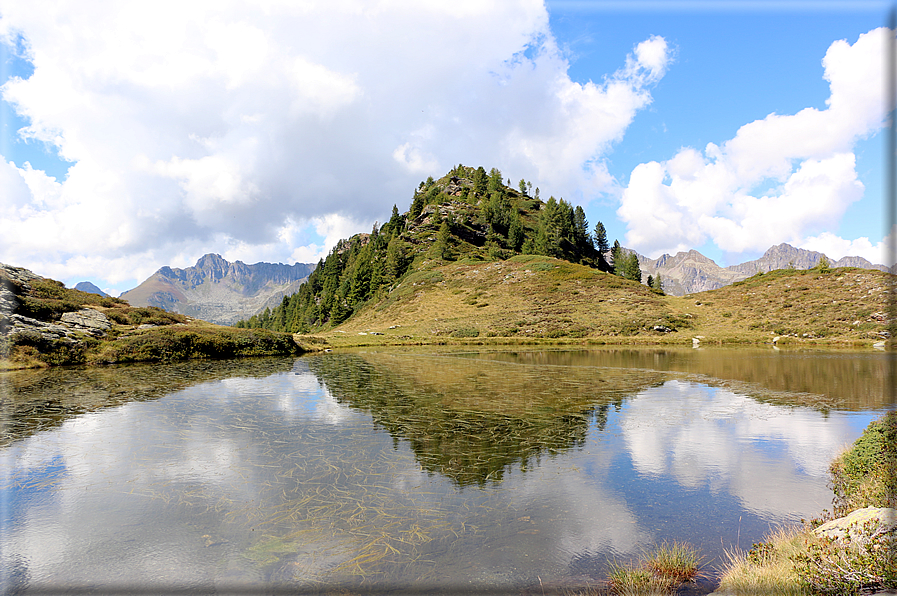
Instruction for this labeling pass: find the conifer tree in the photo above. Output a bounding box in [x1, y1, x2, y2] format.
[611, 240, 624, 275]
[593, 222, 609, 254]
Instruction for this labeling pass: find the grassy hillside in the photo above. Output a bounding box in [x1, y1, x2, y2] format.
[237, 165, 893, 349]
[1, 271, 310, 370]
[309, 260, 893, 348]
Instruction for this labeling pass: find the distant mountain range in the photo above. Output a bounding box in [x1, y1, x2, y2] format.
[118, 254, 316, 325]
[636, 242, 890, 296]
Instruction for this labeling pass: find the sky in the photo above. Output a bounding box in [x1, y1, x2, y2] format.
[0, 0, 894, 296]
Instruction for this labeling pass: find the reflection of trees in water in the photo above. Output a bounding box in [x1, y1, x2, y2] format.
[307, 353, 659, 487]
[0, 358, 295, 447]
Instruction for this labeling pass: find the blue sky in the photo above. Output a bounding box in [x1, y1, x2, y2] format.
[0, 1, 893, 295]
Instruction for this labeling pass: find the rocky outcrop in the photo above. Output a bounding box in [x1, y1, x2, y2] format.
[813, 507, 897, 545]
[728, 243, 889, 276]
[120, 254, 316, 325]
[2, 264, 112, 343]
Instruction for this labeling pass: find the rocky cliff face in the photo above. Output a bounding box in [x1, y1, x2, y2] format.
[120, 254, 315, 325]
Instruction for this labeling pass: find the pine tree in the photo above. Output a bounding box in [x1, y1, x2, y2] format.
[507, 210, 524, 251]
[623, 253, 642, 283]
[611, 240, 624, 275]
[593, 222, 609, 254]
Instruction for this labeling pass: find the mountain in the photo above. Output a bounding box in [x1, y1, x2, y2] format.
[74, 281, 108, 296]
[637, 250, 744, 296]
[120, 254, 316, 325]
[726, 243, 889, 276]
[639, 243, 890, 296]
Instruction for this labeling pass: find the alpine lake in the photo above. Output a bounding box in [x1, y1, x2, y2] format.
[1, 346, 893, 594]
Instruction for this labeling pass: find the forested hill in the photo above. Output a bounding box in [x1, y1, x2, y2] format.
[236, 165, 639, 333]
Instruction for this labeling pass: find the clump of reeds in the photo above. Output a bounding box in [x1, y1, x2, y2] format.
[604, 541, 704, 595]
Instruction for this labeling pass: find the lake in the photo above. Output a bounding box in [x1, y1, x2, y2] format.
[1, 347, 892, 594]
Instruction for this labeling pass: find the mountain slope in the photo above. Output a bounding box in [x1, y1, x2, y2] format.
[121, 254, 315, 325]
[233, 165, 892, 342]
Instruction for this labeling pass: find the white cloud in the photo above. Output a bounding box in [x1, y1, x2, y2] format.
[0, 0, 668, 290]
[619, 380, 859, 519]
[618, 27, 892, 262]
[799, 226, 895, 266]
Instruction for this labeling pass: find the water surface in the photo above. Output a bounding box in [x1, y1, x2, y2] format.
[0, 348, 890, 593]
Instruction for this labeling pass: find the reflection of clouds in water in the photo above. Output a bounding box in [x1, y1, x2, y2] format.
[619, 380, 868, 519]
[501, 441, 652, 562]
[219, 368, 351, 424]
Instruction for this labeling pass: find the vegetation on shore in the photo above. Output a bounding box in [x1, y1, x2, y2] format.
[1, 275, 307, 370]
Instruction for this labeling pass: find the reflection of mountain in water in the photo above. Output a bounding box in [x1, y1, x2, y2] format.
[307, 352, 666, 487]
[1, 358, 295, 447]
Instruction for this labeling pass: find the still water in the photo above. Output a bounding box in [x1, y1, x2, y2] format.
[0, 348, 892, 594]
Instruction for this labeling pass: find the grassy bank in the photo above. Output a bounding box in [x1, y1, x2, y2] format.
[1, 273, 310, 369]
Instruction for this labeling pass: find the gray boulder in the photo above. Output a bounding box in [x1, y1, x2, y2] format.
[60, 309, 112, 335]
[813, 507, 897, 544]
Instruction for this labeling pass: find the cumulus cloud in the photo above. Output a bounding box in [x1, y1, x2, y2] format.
[619, 381, 859, 519]
[618, 27, 893, 264]
[0, 0, 669, 290]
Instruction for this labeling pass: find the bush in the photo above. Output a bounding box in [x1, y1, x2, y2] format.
[451, 327, 479, 338]
[792, 524, 896, 595]
[829, 411, 897, 515]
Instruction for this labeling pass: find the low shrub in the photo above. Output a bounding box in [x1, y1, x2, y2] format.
[829, 411, 897, 515]
[104, 306, 187, 326]
[451, 327, 480, 338]
[91, 326, 299, 363]
[792, 524, 896, 595]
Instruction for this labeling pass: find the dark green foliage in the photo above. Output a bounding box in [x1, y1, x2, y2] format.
[611, 240, 624, 275]
[432, 220, 453, 260]
[622, 252, 642, 283]
[593, 221, 609, 254]
[472, 167, 487, 195]
[524, 196, 603, 267]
